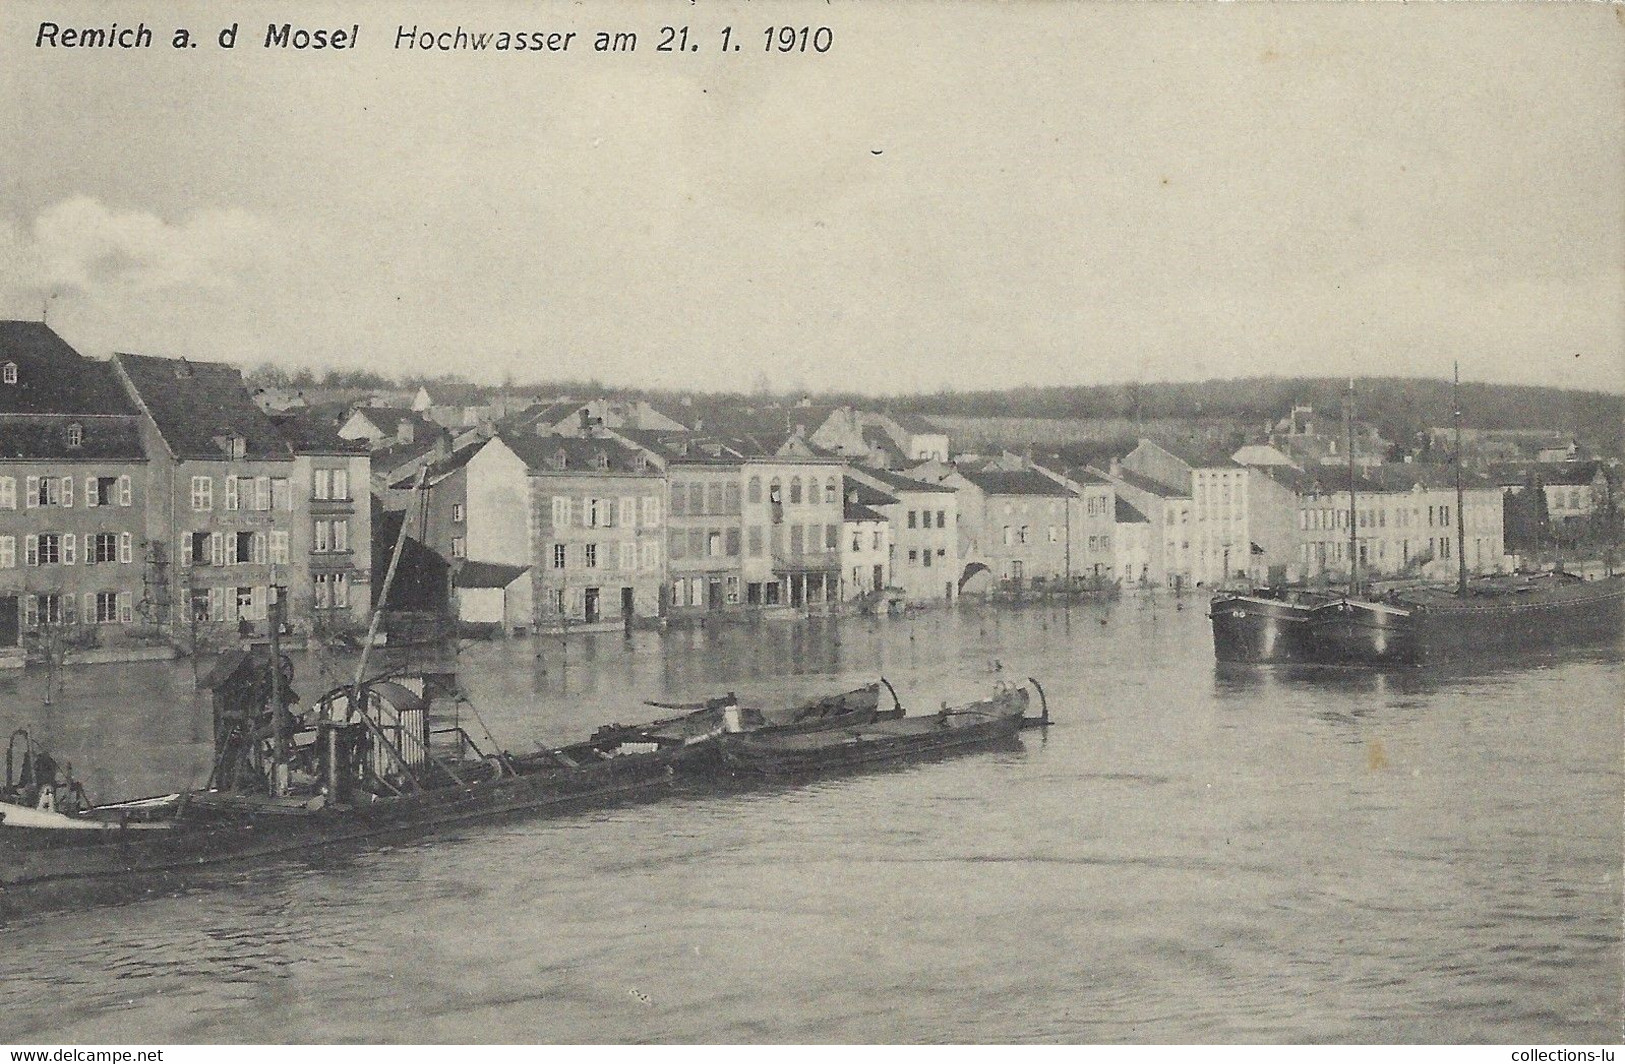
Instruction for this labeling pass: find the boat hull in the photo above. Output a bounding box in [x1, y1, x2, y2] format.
[690, 688, 1029, 779]
[1210, 595, 1320, 664]
[1, 752, 678, 892]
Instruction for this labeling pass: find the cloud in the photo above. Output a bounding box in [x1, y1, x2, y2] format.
[20, 196, 275, 296]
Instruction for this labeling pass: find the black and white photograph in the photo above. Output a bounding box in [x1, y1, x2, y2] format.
[0, 0, 1621, 1047]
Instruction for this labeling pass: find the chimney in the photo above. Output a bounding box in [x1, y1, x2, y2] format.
[1109, 456, 1121, 477]
[398, 419, 414, 445]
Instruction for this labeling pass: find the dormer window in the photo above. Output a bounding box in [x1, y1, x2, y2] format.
[2, 363, 16, 385]
[549, 448, 568, 471]
[590, 450, 609, 471]
[213, 433, 247, 459]
[66, 423, 83, 449]
[631, 453, 648, 473]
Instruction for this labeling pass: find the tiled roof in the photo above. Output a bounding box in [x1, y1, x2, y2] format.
[1110, 467, 1190, 499]
[956, 468, 1075, 497]
[851, 465, 957, 495]
[1486, 461, 1606, 487]
[0, 415, 147, 461]
[1115, 497, 1150, 523]
[350, 405, 440, 440]
[843, 502, 887, 523]
[454, 560, 531, 589]
[614, 428, 746, 466]
[501, 433, 658, 475]
[1147, 436, 1243, 470]
[115, 352, 293, 461]
[371, 436, 447, 474]
[861, 425, 908, 465]
[843, 476, 898, 513]
[886, 411, 944, 435]
[0, 322, 135, 416]
[270, 410, 369, 456]
[390, 438, 488, 488]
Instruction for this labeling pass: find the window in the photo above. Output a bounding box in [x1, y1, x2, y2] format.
[725, 528, 740, 556]
[706, 483, 724, 515]
[724, 483, 741, 513]
[191, 476, 212, 511]
[825, 524, 839, 550]
[669, 530, 687, 560]
[584, 543, 598, 568]
[587, 498, 603, 528]
[35, 533, 61, 565]
[747, 476, 762, 505]
[252, 477, 270, 511]
[618, 498, 635, 528]
[790, 524, 804, 554]
[2, 363, 15, 384]
[872, 531, 882, 551]
[32, 477, 62, 507]
[852, 533, 862, 553]
[65, 424, 83, 449]
[670, 482, 687, 516]
[314, 573, 349, 609]
[26, 594, 62, 628]
[0, 536, 11, 568]
[642, 496, 660, 527]
[923, 549, 932, 568]
[452, 537, 467, 559]
[94, 592, 120, 624]
[908, 510, 918, 529]
[91, 532, 117, 564]
[640, 541, 658, 571]
[619, 542, 636, 571]
[1018, 526, 1029, 544]
[225, 476, 238, 511]
[790, 477, 802, 504]
[314, 521, 330, 553]
[235, 531, 255, 565]
[707, 531, 722, 557]
[908, 549, 919, 565]
[270, 531, 290, 565]
[0, 477, 13, 510]
[553, 543, 566, 569]
[452, 502, 466, 523]
[747, 526, 763, 558]
[332, 469, 349, 501]
[314, 469, 331, 500]
[552, 496, 571, 528]
[271, 478, 291, 512]
[825, 477, 838, 504]
[191, 587, 214, 622]
[1003, 526, 1012, 546]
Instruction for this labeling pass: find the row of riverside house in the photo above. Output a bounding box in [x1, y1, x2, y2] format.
[0, 322, 370, 666]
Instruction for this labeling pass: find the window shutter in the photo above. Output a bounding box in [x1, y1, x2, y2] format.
[25, 535, 38, 566]
[620, 497, 636, 527]
[84, 535, 96, 565]
[211, 532, 224, 567]
[61, 477, 72, 507]
[120, 532, 133, 564]
[225, 477, 238, 511]
[25, 476, 37, 509]
[85, 477, 98, 507]
[61, 596, 75, 624]
[62, 533, 76, 564]
[84, 593, 95, 622]
[0, 536, 11, 569]
[256, 476, 270, 511]
[209, 586, 223, 621]
[120, 595, 133, 624]
[119, 475, 132, 506]
[254, 532, 267, 564]
[0, 477, 12, 510]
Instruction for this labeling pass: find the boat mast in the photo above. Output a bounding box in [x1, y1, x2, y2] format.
[1454, 362, 1468, 596]
[352, 466, 428, 698]
[1346, 378, 1358, 595]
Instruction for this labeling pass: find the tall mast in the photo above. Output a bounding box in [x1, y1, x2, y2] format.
[1454, 362, 1468, 596]
[1347, 378, 1358, 595]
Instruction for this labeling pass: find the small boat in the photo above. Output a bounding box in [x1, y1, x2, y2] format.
[683, 681, 1037, 779]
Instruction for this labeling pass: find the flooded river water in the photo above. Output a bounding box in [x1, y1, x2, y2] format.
[1, 597, 1619, 1043]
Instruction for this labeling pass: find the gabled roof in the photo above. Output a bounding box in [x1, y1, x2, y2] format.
[1115, 497, 1150, 523]
[861, 425, 908, 466]
[1146, 436, 1243, 470]
[349, 405, 440, 440]
[613, 428, 746, 466]
[1486, 460, 1607, 488]
[501, 433, 658, 475]
[885, 411, 944, 436]
[115, 352, 293, 461]
[956, 468, 1075, 497]
[270, 410, 369, 456]
[453, 560, 530, 589]
[1110, 467, 1191, 500]
[0, 322, 135, 416]
[389, 438, 488, 488]
[371, 435, 447, 475]
[843, 476, 898, 521]
[0, 415, 146, 461]
[851, 465, 957, 495]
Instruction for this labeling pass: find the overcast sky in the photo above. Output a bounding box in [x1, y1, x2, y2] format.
[1, 1, 1620, 395]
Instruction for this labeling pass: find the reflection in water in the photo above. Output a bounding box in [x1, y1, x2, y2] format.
[0, 602, 1618, 1044]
